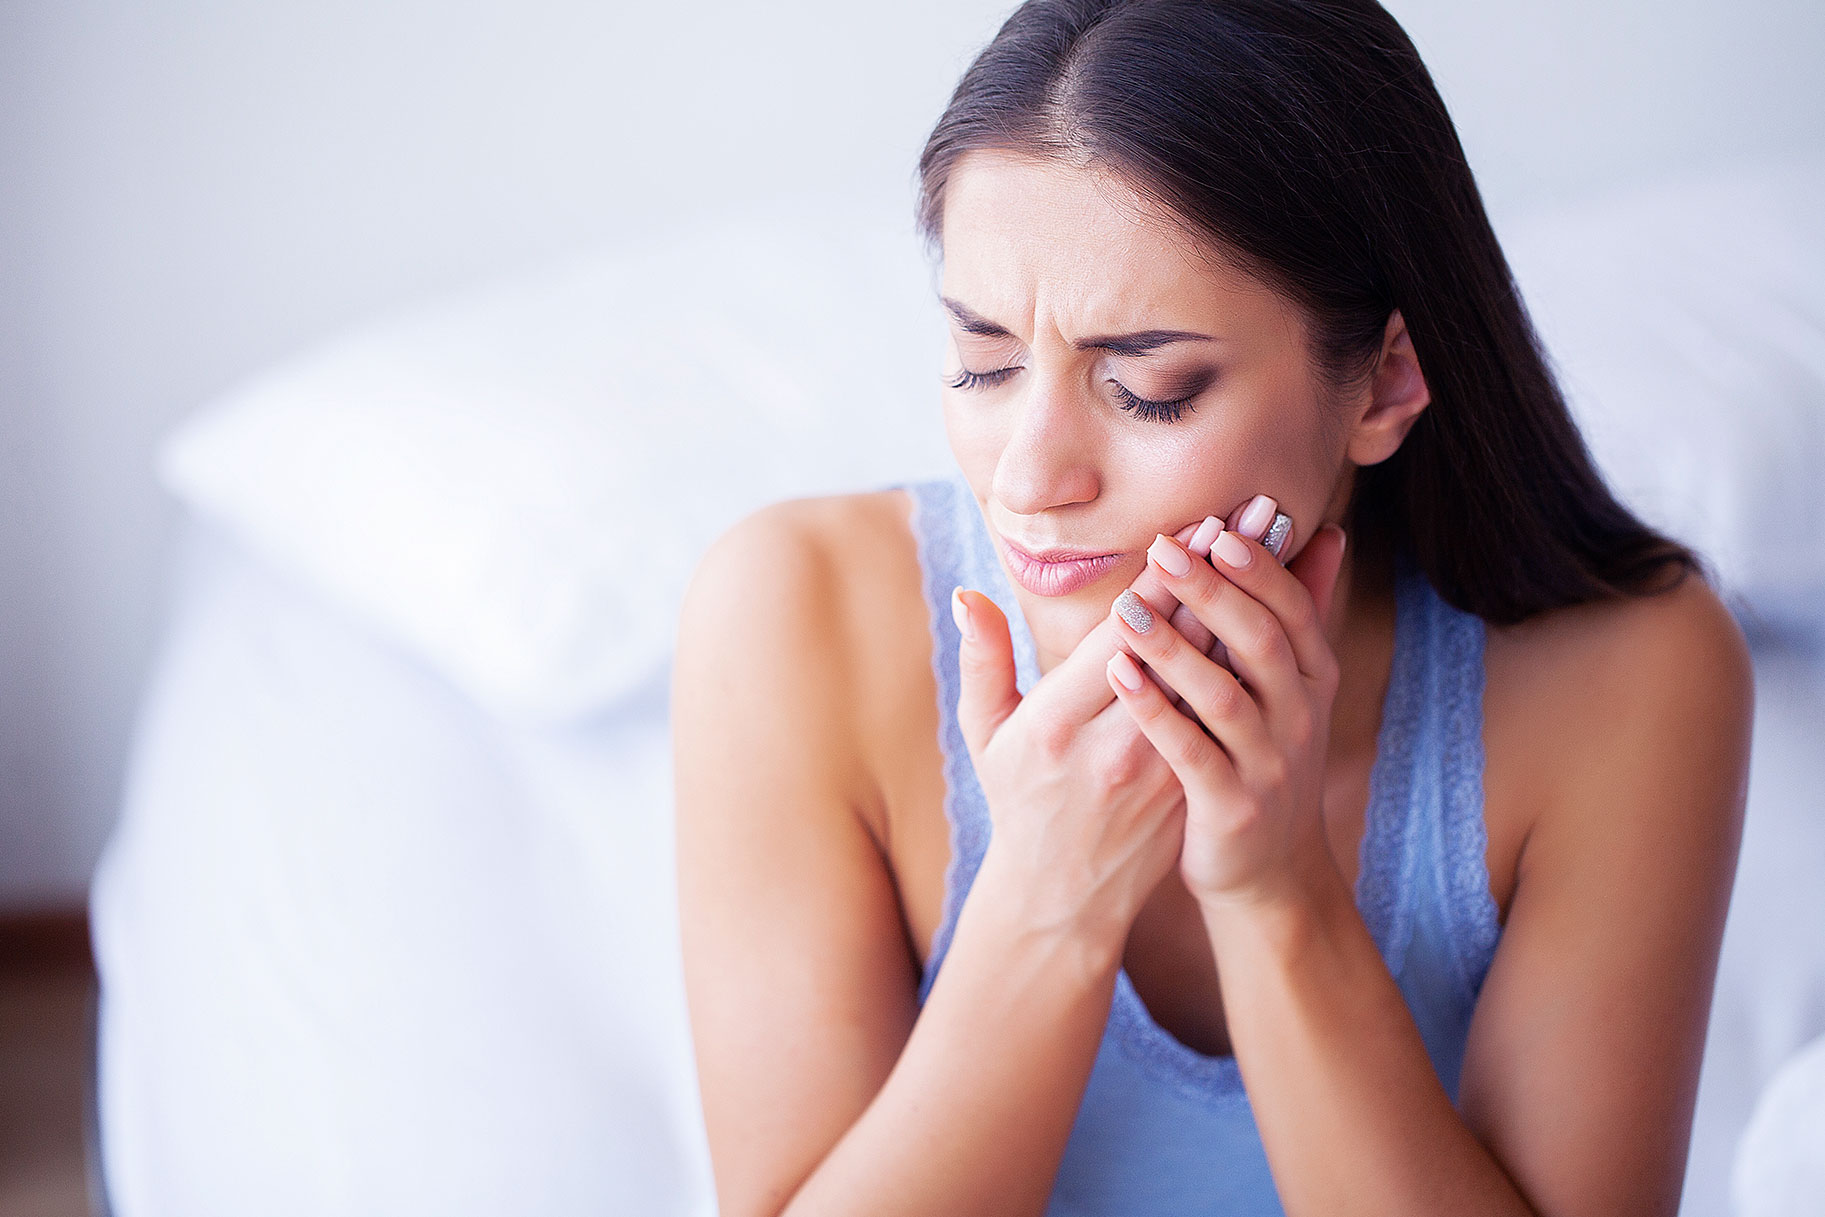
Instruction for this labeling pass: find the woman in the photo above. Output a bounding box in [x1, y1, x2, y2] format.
[672, 2, 1755, 1214]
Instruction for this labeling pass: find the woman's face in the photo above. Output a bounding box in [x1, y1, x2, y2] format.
[937, 148, 1360, 669]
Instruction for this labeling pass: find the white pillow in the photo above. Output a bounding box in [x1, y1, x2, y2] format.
[1733, 1032, 1825, 1217]
[158, 198, 956, 724]
[1498, 157, 1825, 641]
[162, 162, 1825, 728]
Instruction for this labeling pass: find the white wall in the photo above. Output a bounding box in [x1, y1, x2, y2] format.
[2, 0, 1822, 907]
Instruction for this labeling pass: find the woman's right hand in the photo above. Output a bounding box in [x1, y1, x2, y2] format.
[948, 522, 1207, 960]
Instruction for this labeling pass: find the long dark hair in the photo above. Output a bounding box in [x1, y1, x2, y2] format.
[914, 0, 1707, 624]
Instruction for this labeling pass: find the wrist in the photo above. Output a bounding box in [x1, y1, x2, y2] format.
[969, 843, 1128, 986]
[1194, 846, 1352, 965]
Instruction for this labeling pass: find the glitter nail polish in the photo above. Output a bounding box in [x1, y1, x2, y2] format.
[1262, 511, 1293, 561]
[1113, 589, 1155, 633]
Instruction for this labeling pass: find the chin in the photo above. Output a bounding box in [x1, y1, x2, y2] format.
[1013, 565, 1133, 657]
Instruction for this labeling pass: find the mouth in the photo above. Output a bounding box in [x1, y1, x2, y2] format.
[997, 536, 1125, 597]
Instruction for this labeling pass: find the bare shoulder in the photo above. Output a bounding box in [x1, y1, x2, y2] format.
[1483, 564, 1755, 864]
[678, 487, 923, 664]
[1488, 564, 1750, 677]
[1460, 569, 1756, 1213]
[672, 487, 938, 1216]
[675, 487, 931, 840]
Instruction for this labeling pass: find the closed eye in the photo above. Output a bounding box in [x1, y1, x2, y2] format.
[944, 364, 1198, 425]
[945, 366, 1020, 392]
[1107, 379, 1197, 424]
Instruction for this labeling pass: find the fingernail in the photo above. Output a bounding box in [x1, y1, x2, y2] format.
[1113, 589, 1154, 633]
[1188, 515, 1223, 556]
[1213, 529, 1252, 569]
[1262, 511, 1293, 560]
[1108, 650, 1145, 692]
[951, 588, 975, 642]
[1147, 533, 1191, 577]
[1237, 494, 1277, 539]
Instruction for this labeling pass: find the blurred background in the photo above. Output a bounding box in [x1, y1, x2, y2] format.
[9, 0, 1825, 910]
[2, 1, 1822, 1215]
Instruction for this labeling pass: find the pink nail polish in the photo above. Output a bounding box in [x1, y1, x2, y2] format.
[1188, 515, 1222, 556]
[1148, 533, 1192, 577]
[1108, 650, 1145, 692]
[1237, 494, 1277, 539]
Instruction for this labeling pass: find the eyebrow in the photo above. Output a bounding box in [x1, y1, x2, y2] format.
[940, 296, 1216, 357]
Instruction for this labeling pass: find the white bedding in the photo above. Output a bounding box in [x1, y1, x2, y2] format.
[94, 163, 1825, 1216]
[92, 509, 1825, 1217]
[91, 515, 716, 1217]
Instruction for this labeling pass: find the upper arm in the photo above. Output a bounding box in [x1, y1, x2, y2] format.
[671, 498, 921, 1217]
[1458, 576, 1755, 1217]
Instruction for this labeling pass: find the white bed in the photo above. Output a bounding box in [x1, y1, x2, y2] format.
[93, 517, 715, 1217]
[90, 171, 1825, 1216]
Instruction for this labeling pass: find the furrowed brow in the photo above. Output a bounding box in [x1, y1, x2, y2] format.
[940, 297, 1214, 356]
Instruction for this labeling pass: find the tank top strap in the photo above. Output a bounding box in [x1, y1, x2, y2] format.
[1415, 550, 1504, 996]
[1358, 546, 1501, 997]
[904, 470, 1039, 1003]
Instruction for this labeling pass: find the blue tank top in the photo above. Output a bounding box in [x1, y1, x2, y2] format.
[900, 469, 1503, 1216]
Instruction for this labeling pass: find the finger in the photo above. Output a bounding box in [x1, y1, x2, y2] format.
[1015, 518, 1204, 728]
[1160, 602, 1223, 713]
[1180, 512, 1231, 663]
[1108, 578, 1277, 773]
[1217, 494, 1342, 681]
[951, 588, 1021, 758]
[1105, 649, 1241, 797]
[1143, 531, 1312, 729]
[1222, 497, 1347, 655]
[1207, 519, 1347, 690]
[1168, 602, 1216, 657]
[1143, 524, 1215, 703]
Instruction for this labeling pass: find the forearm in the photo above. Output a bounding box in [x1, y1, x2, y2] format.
[1198, 855, 1536, 1217]
[780, 846, 1119, 1217]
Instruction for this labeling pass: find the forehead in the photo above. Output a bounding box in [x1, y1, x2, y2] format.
[938, 148, 1289, 333]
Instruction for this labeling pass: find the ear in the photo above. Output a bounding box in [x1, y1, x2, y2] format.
[1345, 309, 1431, 467]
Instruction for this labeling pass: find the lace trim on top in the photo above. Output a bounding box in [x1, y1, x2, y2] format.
[1435, 572, 1502, 996]
[908, 474, 1038, 1007]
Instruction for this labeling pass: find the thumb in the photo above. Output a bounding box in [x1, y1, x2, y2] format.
[951, 588, 1021, 758]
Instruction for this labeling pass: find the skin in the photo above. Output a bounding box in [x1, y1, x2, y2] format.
[673, 148, 1755, 1217]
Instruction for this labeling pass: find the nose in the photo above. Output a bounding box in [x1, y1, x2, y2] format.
[989, 371, 1100, 517]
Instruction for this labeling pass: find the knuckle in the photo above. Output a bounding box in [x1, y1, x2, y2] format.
[1169, 730, 1207, 769]
[1204, 673, 1245, 720]
[1144, 618, 1182, 663]
[1229, 797, 1269, 834]
[1097, 742, 1145, 790]
[1246, 610, 1284, 661]
[1256, 754, 1290, 791]
[1284, 588, 1319, 639]
[1033, 718, 1073, 764]
[1283, 707, 1316, 753]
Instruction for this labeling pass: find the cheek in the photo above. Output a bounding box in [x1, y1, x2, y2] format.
[1120, 391, 1336, 525]
[941, 396, 1003, 481]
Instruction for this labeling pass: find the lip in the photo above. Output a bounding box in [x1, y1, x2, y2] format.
[999, 536, 1124, 597]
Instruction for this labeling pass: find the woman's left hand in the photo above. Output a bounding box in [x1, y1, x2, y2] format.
[1105, 511, 1350, 909]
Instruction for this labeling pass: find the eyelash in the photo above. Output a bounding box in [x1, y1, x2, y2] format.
[945, 366, 1197, 424]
